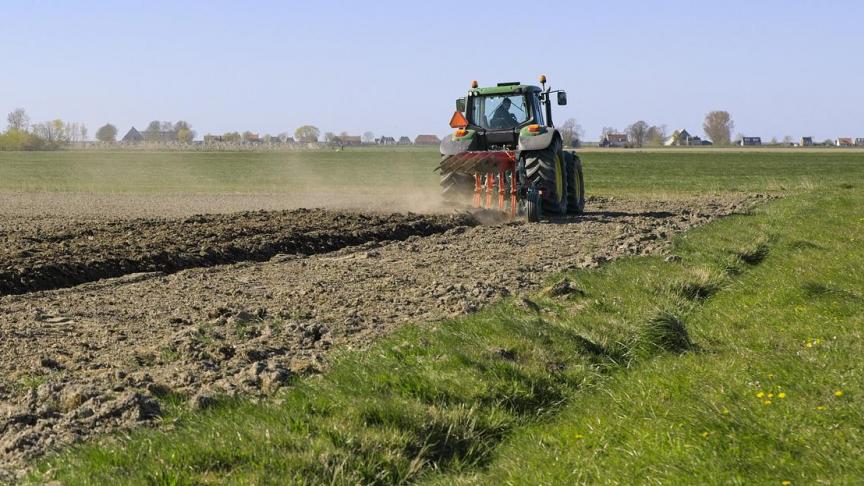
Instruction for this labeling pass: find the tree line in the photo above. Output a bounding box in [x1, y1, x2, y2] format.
[0, 108, 88, 150]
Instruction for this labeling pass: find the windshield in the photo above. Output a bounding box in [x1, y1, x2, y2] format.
[471, 94, 530, 129]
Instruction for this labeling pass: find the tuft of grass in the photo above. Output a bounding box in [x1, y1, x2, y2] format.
[737, 241, 770, 265]
[640, 311, 695, 355]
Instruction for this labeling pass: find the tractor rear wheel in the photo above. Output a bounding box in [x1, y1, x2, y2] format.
[523, 139, 568, 214]
[565, 152, 585, 214]
[440, 171, 475, 203]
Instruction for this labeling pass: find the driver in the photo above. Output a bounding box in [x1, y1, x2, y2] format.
[490, 98, 518, 128]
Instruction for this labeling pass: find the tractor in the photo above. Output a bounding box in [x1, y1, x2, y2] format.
[437, 75, 584, 221]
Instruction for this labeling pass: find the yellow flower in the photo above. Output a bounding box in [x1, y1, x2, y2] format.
[816, 405, 826, 411]
[763, 400, 772, 406]
[834, 390, 844, 397]
[722, 408, 730, 415]
[805, 342, 813, 348]
[756, 391, 765, 398]
[782, 481, 792, 485]
[768, 393, 774, 398]
[778, 392, 786, 399]
[702, 431, 710, 438]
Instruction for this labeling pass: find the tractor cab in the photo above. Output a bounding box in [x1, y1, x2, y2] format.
[452, 79, 567, 150]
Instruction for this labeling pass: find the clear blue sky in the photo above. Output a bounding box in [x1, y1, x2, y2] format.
[2, 0, 862, 141]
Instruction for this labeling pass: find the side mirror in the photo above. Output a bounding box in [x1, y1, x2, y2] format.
[557, 92, 567, 106]
[456, 98, 466, 112]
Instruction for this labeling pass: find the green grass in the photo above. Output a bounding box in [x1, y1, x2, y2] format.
[432, 189, 864, 485]
[30, 179, 864, 483]
[2, 148, 864, 196]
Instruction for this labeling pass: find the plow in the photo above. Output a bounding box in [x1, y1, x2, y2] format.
[437, 75, 584, 222]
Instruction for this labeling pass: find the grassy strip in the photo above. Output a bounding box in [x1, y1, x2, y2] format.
[3, 150, 864, 196]
[34, 200, 793, 484]
[433, 187, 864, 484]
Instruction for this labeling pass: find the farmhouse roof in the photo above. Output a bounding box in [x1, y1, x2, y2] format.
[121, 127, 144, 143]
[415, 134, 441, 144]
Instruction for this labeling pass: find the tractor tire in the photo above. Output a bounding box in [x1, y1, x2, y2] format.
[524, 188, 541, 222]
[440, 171, 475, 203]
[565, 152, 586, 214]
[523, 139, 568, 214]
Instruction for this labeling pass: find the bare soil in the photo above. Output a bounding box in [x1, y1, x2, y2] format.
[0, 193, 767, 478]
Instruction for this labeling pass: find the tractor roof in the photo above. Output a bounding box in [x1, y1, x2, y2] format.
[470, 83, 542, 96]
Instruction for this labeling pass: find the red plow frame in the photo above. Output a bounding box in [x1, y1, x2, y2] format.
[439, 150, 519, 217]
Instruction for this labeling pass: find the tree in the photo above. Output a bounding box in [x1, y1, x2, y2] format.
[646, 125, 667, 146]
[95, 123, 118, 142]
[626, 120, 650, 148]
[174, 121, 195, 143]
[559, 118, 585, 147]
[362, 131, 375, 144]
[6, 108, 30, 132]
[782, 135, 794, 145]
[703, 111, 734, 145]
[146, 120, 162, 132]
[31, 119, 68, 145]
[222, 132, 242, 143]
[295, 125, 320, 143]
[324, 132, 336, 143]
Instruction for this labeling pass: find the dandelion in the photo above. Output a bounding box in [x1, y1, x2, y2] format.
[722, 408, 730, 415]
[778, 392, 786, 399]
[756, 391, 765, 398]
[782, 481, 792, 485]
[768, 393, 774, 398]
[702, 431, 710, 438]
[834, 390, 844, 397]
[763, 400, 772, 406]
[816, 405, 826, 411]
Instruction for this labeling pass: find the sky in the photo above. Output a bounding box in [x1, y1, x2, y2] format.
[2, 0, 863, 142]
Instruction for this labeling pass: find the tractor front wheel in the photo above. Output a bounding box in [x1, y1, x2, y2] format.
[524, 188, 541, 222]
[565, 152, 585, 214]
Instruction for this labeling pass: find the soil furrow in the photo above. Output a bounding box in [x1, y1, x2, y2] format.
[0, 209, 477, 296]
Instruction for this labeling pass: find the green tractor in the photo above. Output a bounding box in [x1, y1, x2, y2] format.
[437, 75, 584, 221]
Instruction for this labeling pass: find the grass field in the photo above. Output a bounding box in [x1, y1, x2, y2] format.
[2, 147, 864, 197]
[6, 149, 863, 484]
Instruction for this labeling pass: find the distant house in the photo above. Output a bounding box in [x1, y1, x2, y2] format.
[836, 138, 854, 147]
[342, 135, 362, 145]
[244, 133, 262, 143]
[664, 129, 706, 147]
[121, 127, 144, 143]
[203, 134, 224, 144]
[801, 137, 814, 147]
[378, 136, 396, 145]
[415, 134, 441, 145]
[600, 133, 628, 148]
[739, 137, 762, 147]
[398, 136, 412, 145]
[856, 138, 864, 147]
